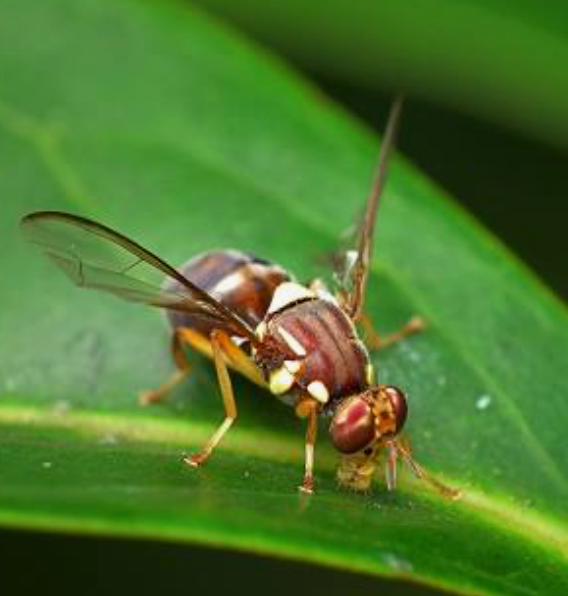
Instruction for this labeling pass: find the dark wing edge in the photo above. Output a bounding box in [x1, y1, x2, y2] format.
[338, 95, 404, 320]
[20, 211, 258, 343]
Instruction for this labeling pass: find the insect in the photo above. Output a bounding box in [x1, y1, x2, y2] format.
[21, 97, 460, 498]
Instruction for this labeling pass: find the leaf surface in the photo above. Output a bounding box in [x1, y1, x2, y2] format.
[0, 1, 567, 595]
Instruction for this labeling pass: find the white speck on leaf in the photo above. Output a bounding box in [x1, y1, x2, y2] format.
[475, 394, 492, 410]
[383, 553, 413, 573]
[42, 462, 53, 469]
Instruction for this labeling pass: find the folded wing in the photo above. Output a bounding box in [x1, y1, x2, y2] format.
[20, 211, 258, 343]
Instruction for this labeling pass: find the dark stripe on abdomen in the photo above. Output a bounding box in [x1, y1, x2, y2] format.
[273, 299, 368, 399]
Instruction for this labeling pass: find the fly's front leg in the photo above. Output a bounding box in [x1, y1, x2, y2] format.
[295, 397, 319, 494]
[139, 328, 191, 405]
[184, 329, 238, 468]
[360, 313, 425, 351]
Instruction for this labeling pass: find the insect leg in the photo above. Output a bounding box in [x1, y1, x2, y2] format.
[360, 314, 425, 351]
[139, 328, 191, 405]
[184, 329, 238, 468]
[385, 441, 399, 491]
[295, 397, 319, 494]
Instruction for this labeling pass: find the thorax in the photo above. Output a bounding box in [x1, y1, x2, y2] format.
[164, 250, 290, 335]
[255, 282, 371, 409]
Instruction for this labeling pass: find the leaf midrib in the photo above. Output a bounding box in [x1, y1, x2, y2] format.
[0, 401, 567, 567]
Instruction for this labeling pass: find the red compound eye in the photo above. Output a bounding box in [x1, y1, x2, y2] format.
[383, 385, 408, 434]
[330, 396, 375, 454]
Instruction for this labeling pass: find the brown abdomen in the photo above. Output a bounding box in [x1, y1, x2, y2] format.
[265, 298, 369, 403]
[165, 250, 291, 336]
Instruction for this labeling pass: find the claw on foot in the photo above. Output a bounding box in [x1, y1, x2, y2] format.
[298, 477, 314, 495]
[184, 453, 207, 468]
[138, 390, 162, 406]
[407, 316, 426, 333]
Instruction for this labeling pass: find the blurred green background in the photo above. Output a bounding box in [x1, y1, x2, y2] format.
[187, 0, 568, 299]
[2, 1, 567, 595]
[324, 88, 568, 300]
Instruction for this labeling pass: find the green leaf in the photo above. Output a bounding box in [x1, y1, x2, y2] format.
[191, 0, 568, 149]
[0, 1, 567, 595]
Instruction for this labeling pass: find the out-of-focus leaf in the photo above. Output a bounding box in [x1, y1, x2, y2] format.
[193, 0, 568, 148]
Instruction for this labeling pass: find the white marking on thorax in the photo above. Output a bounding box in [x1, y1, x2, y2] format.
[255, 321, 267, 340]
[284, 359, 301, 374]
[277, 326, 307, 356]
[269, 366, 295, 395]
[307, 380, 329, 404]
[315, 287, 340, 305]
[267, 281, 314, 315]
[231, 336, 247, 348]
[210, 269, 247, 295]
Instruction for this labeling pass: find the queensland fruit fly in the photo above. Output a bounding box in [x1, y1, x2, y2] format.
[20, 96, 460, 499]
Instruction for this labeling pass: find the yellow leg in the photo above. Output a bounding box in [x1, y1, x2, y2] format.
[360, 314, 425, 351]
[296, 398, 319, 494]
[184, 329, 238, 467]
[139, 328, 191, 405]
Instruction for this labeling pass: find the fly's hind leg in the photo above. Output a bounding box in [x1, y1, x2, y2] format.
[360, 313, 425, 352]
[184, 329, 239, 468]
[139, 328, 191, 406]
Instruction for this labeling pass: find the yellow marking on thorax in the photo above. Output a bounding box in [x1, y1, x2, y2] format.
[269, 366, 295, 395]
[178, 328, 267, 388]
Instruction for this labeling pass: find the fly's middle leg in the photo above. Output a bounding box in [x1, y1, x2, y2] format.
[184, 329, 238, 468]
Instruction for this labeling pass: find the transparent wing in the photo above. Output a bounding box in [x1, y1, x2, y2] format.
[325, 212, 363, 293]
[335, 96, 404, 320]
[20, 211, 258, 342]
